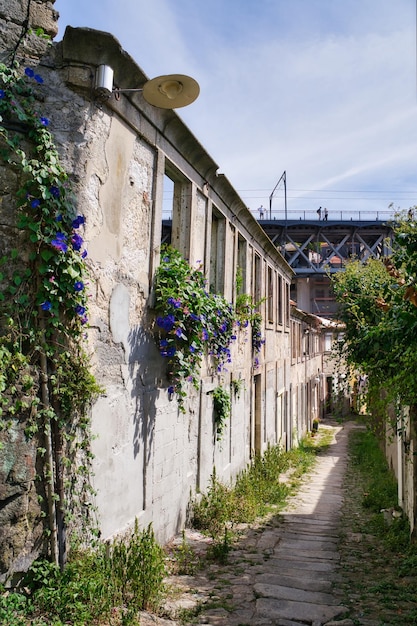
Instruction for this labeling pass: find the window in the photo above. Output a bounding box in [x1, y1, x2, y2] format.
[210, 207, 226, 294]
[291, 321, 297, 359]
[267, 266, 274, 323]
[278, 275, 283, 326]
[237, 235, 247, 295]
[253, 254, 262, 307]
[324, 333, 333, 352]
[285, 282, 290, 327]
[163, 164, 191, 259]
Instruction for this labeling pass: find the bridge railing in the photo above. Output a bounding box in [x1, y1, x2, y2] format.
[254, 209, 397, 222]
[162, 208, 398, 222]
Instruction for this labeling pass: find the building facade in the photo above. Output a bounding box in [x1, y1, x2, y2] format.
[0, 5, 332, 582]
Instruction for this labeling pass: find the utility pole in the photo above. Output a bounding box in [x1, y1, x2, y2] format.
[269, 170, 287, 221]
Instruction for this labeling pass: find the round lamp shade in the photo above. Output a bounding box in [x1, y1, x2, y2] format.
[142, 74, 200, 109]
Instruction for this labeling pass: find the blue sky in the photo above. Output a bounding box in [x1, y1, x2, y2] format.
[56, 0, 417, 219]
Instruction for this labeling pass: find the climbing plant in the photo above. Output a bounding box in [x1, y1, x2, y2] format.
[153, 245, 236, 409]
[0, 61, 101, 562]
[235, 265, 265, 364]
[212, 385, 231, 442]
[153, 245, 265, 411]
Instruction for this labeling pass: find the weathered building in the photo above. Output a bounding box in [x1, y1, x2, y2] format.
[1, 1, 331, 582]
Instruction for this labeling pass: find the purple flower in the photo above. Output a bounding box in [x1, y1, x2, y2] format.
[74, 281, 84, 292]
[50, 186, 60, 198]
[53, 231, 66, 241]
[34, 74, 43, 84]
[80, 315, 88, 325]
[31, 198, 40, 208]
[167, 297, 181, 308]
[0, 90, 4, 99]
[40, 117, 49, 126]
[190, 313, 200, 321]
[71, 233, 83, 251]
[201, 329, 209, 341]
[175, 327, 184, 338]
[55, 214, 62, 222]
[51, 232, 68, 252]
[81, 249, 88, 259]
[25, 68, 35, 77]
[75, 305, 86, 316]
[156, 314, 175, 332]
[41, 300, 52, 311]
[168, 386, 175, 396]
[72, 215, 85, 229]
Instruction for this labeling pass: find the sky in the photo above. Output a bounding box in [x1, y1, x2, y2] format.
[56, 0, 417, 221]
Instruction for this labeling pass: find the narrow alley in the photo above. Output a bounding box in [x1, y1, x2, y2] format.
[139, 420, 410, 626]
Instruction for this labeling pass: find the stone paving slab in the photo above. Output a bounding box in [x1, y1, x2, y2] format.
[257, 572, 333, 593]
[276, 537, 338, 551]
[275, 547, 341, 561]
[279, 530, 339, 541]
[254, 582, 339, 605]
[256, 596, 346, 624]
[265, 555, 339, 573]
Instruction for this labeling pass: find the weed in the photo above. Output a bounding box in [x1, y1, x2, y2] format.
[5, 521, 167, 625]
[191, 428, 330, 555]
[171, 530, 200, 575]
[192, 469, 235, 540]
[108, 521, 167, 614]
[338, 426, 417, 625]
[0, 588, 33, 626]
[206, 527, 232, 564]
[176, 602, 205, 624]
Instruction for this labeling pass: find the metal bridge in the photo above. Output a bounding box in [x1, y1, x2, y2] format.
[258, 217, 395, 276]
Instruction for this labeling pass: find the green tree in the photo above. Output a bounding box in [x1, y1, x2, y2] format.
[332, 214, 417, 406]
[331, 210, 417, 536]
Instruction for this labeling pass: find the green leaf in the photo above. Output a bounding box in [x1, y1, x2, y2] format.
[41, 249, 54, 261]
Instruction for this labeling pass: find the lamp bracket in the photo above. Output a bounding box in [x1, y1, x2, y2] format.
[94, 65, 199, 109]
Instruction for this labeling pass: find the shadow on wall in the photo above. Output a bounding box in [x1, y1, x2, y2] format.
[127, 323, 164, 461]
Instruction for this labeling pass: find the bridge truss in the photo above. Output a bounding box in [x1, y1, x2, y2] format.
[260, 219, 394, 276]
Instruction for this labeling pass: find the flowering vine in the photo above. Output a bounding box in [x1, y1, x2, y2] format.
[0, 61, 101, 563]
[153, 245, 265, 411]
[0, 63, 90, 335]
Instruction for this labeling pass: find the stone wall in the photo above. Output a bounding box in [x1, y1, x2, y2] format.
[0, 0, 58, 584]
[0, 0, 58, 60]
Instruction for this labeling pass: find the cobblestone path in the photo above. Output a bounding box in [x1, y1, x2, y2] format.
[140, 421, 359, 626]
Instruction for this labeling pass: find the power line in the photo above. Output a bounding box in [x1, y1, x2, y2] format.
[236, 188, 417, 194]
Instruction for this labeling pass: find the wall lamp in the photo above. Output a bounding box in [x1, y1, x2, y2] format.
[94, 64, 200, 109]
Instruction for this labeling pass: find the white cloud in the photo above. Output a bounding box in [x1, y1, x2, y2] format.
[57, 0, 417, 216]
